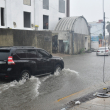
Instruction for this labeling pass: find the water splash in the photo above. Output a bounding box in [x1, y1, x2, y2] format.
[0, 79, 26, 93]
[42, 75, 52, 82]
[0, 76, 41, 96]
[54, 68, 79, 77]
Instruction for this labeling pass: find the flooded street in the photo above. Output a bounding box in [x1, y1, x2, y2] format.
[0, 52, 110, 110]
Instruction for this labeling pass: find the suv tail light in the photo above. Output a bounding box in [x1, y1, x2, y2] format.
[8, 56, 15, 65]
[97, 51, 100, 52]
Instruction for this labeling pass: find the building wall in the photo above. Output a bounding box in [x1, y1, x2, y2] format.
[89, 22, 103, 36]
[91, 41, 99, 50]
[0, 0, 66, 30]
[56, 31, 90, 54]
[87, 35, 91, 50]
[74, 33, 89, 54]
[0, 29, 52, 53]
[0, 29, 13, 46]
[89, 22, 103, 49]
[58, 31, 73, 54]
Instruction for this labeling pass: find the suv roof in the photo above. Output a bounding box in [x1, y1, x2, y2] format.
[0, 46, 37, 49]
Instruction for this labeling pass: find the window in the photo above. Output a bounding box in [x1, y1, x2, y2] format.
[24, 12, 31, 28]
[27, 50, 38, 58]
[59, 18, 62, 20]
[23, 0, 31, 6]
[1, 8, 5, 26]
[43, 0, 49, 10]
[37, 49, 49, 58]
[0, 50, 10, 60]
[59, 0, 65, 13]
[43, 15, 49, 29]
[16, 50, 27, 58]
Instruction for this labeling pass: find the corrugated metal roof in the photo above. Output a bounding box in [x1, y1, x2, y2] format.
[55, 16, 88, 31]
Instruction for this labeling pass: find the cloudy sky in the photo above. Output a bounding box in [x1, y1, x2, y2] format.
[70, 0, 110, 23]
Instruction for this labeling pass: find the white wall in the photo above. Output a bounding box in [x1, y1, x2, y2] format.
[91, 41, 99, 50]
[89, 22, 103, 36]
[0, 0, 66, 30]
[89, 22, 103, 49]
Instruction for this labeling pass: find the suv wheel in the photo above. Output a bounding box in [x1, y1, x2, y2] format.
[55, 65, 62, 73]
[21, 70, 31, 80]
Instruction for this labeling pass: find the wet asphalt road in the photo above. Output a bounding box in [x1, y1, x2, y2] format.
[0, 52, 110, 110]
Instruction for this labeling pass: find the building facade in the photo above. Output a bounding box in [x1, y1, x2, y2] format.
[55, 16, 90, 55]
[0, 0, 68, 30]
[89, 20, 104, 50]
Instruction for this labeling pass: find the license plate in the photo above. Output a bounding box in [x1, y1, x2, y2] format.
[101, 51, 103, 53]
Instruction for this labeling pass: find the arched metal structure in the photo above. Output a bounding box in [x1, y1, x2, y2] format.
[55, 16, 89, 35]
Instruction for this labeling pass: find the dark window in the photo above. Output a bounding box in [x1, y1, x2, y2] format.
[43, 15, 49, 29]
[59, 18, 62, 20]
[37, 49, 49, 58]
[43, 0, 49, 10]
[27, 50, 38, 58]
[23, 0, 31, 6]
[16, 50, 27, 58]
[24, 12, 31, 28]
[0, 50, 10, 60]
[1, 8, 5, 26]
[59, 0, 65, 13]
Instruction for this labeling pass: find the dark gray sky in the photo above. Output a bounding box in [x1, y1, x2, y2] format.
[70, 0, 110, 23]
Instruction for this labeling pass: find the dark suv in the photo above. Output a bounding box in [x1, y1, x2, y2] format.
[0, 46, 64, 80]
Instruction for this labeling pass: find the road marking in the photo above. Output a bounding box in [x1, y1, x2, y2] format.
[57, 89, 86, 102]
[57, 80, 110, 102]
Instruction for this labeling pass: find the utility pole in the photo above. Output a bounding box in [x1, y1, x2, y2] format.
[66, 0, 70, 17]
[103, 0, 105, 46]
[103, 12, 105, 39]
[103, 0, 105, 83]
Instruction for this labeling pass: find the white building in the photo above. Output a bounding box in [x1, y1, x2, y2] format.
[89, 20, 103, 50]
[0, 0, 68, 30]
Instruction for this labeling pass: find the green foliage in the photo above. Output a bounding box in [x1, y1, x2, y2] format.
[107, 21, 110, 24]
[98, 34, 103, 39]
[79, 48, 85, 54]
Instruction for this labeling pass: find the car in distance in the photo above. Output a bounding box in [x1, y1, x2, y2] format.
[0, 46, 64, 80]
[96, 47, 110, 56]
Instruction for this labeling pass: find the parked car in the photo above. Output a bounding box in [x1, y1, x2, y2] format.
[96, 47, 110, 56]
[0, 46, 64, 80]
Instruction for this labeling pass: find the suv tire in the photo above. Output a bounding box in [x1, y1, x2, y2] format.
[52, 64, 62, 74]
[20, 70, 31, 80]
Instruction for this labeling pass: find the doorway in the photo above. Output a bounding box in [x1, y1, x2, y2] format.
[85, 37, 88, 51]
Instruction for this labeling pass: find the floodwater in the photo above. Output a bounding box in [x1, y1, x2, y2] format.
[0, 68, 79, 110]
[1, 52, 110, 110]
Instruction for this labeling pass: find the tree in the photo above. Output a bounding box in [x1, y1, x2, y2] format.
[98, 34, 103, 39]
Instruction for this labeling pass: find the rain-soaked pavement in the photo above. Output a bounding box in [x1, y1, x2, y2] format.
[0, 52, 110, 110]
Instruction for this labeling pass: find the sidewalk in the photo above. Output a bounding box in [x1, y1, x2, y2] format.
[52, 53, 72, 57]
[71, 96, 110, 110]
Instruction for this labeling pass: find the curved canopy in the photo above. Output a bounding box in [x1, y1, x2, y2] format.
[55, 16, 89, 35]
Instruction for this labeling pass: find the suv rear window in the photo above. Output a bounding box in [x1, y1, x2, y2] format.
[0, 50, 10, 60]
[16, 49, 27, 58]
